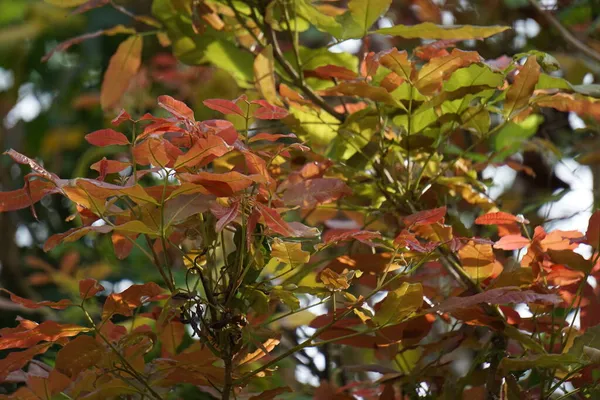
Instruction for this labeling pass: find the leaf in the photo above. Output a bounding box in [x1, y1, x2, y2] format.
[375, 23, 510, 40]
[378, 48, 414, 81]
[587, 210, 600, 248]
[547, 249, 593, 273]
[180, 171, 258, 196]
[100, 35, 143, 110]
[84, 128, 130, 146]
[55, 335, 104, 377]
[113, 220, 157, 236]
[415, 49, 481, 95]
[157, 95, 195, 121]
[494, 114, 544, 151]
[211, 200, 240, 232]
[158, 320, 185, 357]
[102, 282, 164, 319]
[256, 203, 295, 237]
[173, 135, 232, 169]
[0, 179, 58, 212]
[1, 289, 72, 310]
[43, 0, 88, 7]
[319, 268, 351, 291]
[404, 206, 446, 227]
[0, 343, 52, 381]
[504, 56, 540, 118]
[71, 0, 110, 14]
[493, 235, 530, 250]
[203, 98, 245, 117]
[28, 369, 71, 400]
[311, 65, 358, 80]
[458, 241, 496, 282]
[252, 100, 289, 120]
[534, 93, 600, 120]
[90, 158, 131, 174]
[254, 45, 281, 106]
[0, 320, 90, 350]
[373, 282, 423, 325]
[282, 178, 352, 208]
[433, 287, 561, 313]
[271, 239, 310, 268]
[325, 81, 399, 105]
[79, 279, 105, 300]
[323, 230, 381, 246]
[475, 211, 523, 225]
[44, 225, 114, 252]
[342, 0, 392, 38]
[499, 354, 582, 374]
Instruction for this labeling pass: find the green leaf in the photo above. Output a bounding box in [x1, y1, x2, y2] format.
[286, 106, 339, 148]
[44, 0, 87, 7]
[203, 40, 254, 88]
[327, 110, 379, 161]
[494, 114, 543, 152]
[375, 23, 510, 40]
[499, 354, 583, 374]
[444, 64, 504, 92]
[373, 282, 423, 326]
[339, 0, 392, 38]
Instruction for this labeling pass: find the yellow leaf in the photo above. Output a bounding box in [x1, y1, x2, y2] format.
[100, 35, 143, 110]
[319, 268, 350, 291]
[458, 240, 496, 282]
[271, 239, 310, 268]
[254, 44, 281, 106]
[374, 282, 423, 325]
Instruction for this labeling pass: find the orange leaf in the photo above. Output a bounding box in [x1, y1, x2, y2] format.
[0, 320, 90, 350]
[102, 282, 164, 319]
[475, 212, 523, 225]
[493, 235, 530, 250]
[311, 65, 358, 80]
[100, 35, 143, 110]
[256, 203, 294, 237]
[85, 128, 130, 146]
[415, 49, 481, 95]
[180, 171, 259, 197]
[173, 135, 231, 169]
[55, 335, 104, 378]
[404, 206, 446, 227]
[157, 95, 195, 121]
[0, 343, 53, 381]
[378, 48, 414, 81]
[282, 178, 352, 208]
[505, 56, 540, 118]
[458, 241, 496, 282]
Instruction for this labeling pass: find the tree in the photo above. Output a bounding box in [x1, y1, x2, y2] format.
[1, 0, 600, 399]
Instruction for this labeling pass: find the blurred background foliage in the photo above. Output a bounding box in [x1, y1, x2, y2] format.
[1, 0, 600, 394]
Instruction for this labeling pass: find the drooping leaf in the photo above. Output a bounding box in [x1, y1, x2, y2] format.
[534, 92, 600, 120]
[84, 129, 130, 146]
[375, 23, 510, 40]
[256, 203, 295, 237]
[271, 239, 311, 268]
[1, 289, 72, 310]
[373, 282, 423, 325]
[254, 45, 281, 106]
[100, 35, 143, 110]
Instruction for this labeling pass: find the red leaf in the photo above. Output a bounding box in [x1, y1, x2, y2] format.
[475, 212, 526, 226]
[256, 203, 295, 237]
[0, 179, 58, 212]
[79, 279, 105, 300]
[90, 158, 131, 174]
[586, 210, 600, 248]
[252, 100, 288, 120]
[1, 289, 72, 310]
[493, 235, 530, 250]
[4, 149, 59, 181]
[203, 98, 245, 117]
[282, 178, 352, 208]
[180, 171, 260, 197]
[111, 109, 132, 126]
[211, 200, 240, 232]
[44, 225, 114, 252]
[404, 206, 446, 227]
[433, 287, 561, 313]
[85, 129, 130, 146]
[323, 230, 381, 245]
[158, 95, 195, 121]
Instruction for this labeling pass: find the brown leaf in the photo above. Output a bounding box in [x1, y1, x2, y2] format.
[55, 335, 104, 378]
[282, 178, 352, 208]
